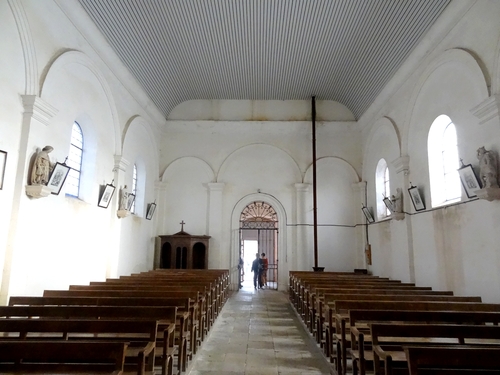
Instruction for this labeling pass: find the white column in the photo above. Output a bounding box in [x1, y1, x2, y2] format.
[105, 155, 129, 278]
[351, 181, 367, 269]
[391, 155, 415, 282]
[1, 96, 58, 304]
[295, 183, 310, 271]
[207, 183, 225, 270]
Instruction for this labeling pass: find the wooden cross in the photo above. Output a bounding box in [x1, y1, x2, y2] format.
[180, 220, 185, 232]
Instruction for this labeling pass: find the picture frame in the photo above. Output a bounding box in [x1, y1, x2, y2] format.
[47, 162, 70, 195]
[98, 183, 115, 208]
[458, 163, 481, 198]
[146, 202, 157, 220]
[408, 185, 426, 211]
[361, 206, 375, 223]
[126, 193, 135, 211]
[383, 196, 395, 213]
[0, 150, 6, 190]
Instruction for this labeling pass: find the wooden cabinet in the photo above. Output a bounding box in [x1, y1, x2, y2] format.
[154, 231, 210, 269]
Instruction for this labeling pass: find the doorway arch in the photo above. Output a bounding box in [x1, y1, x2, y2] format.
[240, 201, 278, 289]
[230, 193, 288, 291]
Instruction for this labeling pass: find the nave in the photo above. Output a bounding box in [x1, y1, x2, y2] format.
[186, 284, 331, 375]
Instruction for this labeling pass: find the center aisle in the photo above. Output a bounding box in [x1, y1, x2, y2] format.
[186, 284, 332, 375]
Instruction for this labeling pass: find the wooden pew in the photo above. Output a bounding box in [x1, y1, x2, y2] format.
[0, 305, 177, 375]
[404, 346, 500, 374]
[317, 293, 481, 364]
[9, 297, 190, 375]
[0, 319, 158, 375]
[0, 341, 129, 374]
[42, 290, 203, 362]
[327, 300, 500, 375]
[371, 323, 500, 375]
[348, 310, 500, 375]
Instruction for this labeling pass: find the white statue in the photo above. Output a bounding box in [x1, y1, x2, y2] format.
[477, 147, 499, 188]
[119, 185, 129, 210]
[391, 188, 403, 213]
[30, 146, 54, 185]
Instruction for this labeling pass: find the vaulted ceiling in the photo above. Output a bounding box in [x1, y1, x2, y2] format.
[78, 0, 451, 120]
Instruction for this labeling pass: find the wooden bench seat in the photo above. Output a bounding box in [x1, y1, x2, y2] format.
[325, 300, 500, 375]
[40, 290, 204, 361]
[404, 346, 500, 374]
[8, 299, 190, 375]
[347, 310, 500, 375]
[370, 323, 500, 375]
[0, 305, 178, 375]
[0, 319, 158, 375]
[0, 340, 129, 374]
[316, 294, 482, 363]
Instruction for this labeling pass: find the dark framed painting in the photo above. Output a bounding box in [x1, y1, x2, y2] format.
[0, 150, 6, 190]
[146, 202, 157, 220]
[98, 183, 115, 208]
[408, 185, 425, 211]
[383, 196, 395, 213]
[458, 163, 481, 198]
[126, 193, 135, 211]
[361, 206, 375, 223]
[47, 162, 70, 195]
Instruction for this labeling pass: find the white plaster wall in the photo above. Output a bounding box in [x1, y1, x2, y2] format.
[0, 0, 163, 300]
[359, 1, 500, 301]
[304, 157, 359, 272]
[118, 116, 160, 276]
[0, 1, 25, 285]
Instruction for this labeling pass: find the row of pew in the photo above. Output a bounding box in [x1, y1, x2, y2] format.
[0, 268, 229, 375]
[290, 270, 500, 375]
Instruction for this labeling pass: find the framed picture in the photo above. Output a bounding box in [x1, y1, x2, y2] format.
[47, 162, 70, 195]
[458, 163, 481, 198]
[0, 150, 6, 190]
[126, 193, 135, 211]
[383, 196, 395, 213]
[408, 185, 426, 211]
[146, 202, 157, 220]
[98, 183, 115, 208]
[361, 206, 375, 223]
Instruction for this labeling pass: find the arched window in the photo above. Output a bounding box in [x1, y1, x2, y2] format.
[66, 122, 83, 197]
[131, 164, 137, 213]
[375, 158, 390, 219]
[428, 115, 461, 207]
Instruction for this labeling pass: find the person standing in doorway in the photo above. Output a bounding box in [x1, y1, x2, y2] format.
[237, 255, 244, 289]
[251, 253, 263, 289]
[260, 253, 268, 288]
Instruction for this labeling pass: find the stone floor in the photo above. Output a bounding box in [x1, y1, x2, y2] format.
[186, 282, 333, 375]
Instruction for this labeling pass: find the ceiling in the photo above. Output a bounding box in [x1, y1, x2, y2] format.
[77, 0, 451, 120]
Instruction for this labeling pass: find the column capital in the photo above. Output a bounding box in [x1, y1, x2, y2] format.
[392, 155, 410, 175]
[471, 95, 500, 125]
[155, 180, 167, 191]
[21, 95, 58, 126]
[351, 181, 367, 192]
[295, 183, 310, 192]
[113, 155, 129, 172]
[207, 182, 225, 192]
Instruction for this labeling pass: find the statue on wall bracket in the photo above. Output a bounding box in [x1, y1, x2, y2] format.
[25, 145, 55, 199]
[475, 146, 500, 201]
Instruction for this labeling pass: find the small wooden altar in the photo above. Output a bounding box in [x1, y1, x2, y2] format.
[154, 229, 210, 270]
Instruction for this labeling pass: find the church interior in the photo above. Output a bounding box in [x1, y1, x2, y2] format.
[3, 0, 500, 373]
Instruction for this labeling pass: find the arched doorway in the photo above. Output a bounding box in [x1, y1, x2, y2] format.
[239, 201, 278, 290]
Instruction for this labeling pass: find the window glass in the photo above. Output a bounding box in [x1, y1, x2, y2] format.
[131, 164, 137, 213]
[66, 122, 83, 197]
[375, 158, 390, 219]
[428, 115, 461, 206]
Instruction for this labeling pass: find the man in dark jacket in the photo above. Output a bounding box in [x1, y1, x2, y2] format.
[251, 253, 263, 289]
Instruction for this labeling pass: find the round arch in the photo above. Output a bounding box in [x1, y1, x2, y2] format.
[40, 50, 122, 154]
[229, 193, 288, 291]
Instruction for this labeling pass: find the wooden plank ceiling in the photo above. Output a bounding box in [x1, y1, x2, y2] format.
[78, 0, 451, 119]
